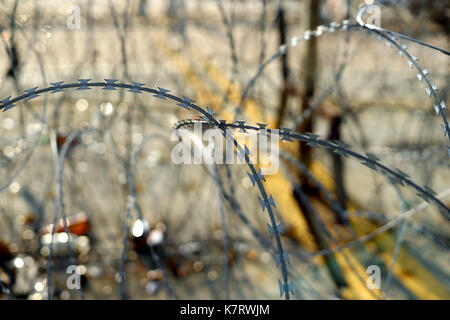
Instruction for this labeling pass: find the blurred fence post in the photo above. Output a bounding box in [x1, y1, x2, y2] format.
[293, 0, 348, 291]
[295, 0, 319, 170]
[329, 114, 347, 219]
[167, 0, 186, 38]
[275, 6, 291, 128]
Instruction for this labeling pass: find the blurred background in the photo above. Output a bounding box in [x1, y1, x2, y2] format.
[0, 0, 448, 300]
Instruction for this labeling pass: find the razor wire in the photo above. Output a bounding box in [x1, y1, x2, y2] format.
[0, 79, 293, 299]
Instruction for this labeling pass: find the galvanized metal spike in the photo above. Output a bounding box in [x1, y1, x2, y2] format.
[185, 97, 195, 104]
[25, 87, 39, 101]
[257, 124, 269, 132]
[268, 194, 276, 208]
[305, 132, 320, 148]
[275, 252, 290, 267]
[333, 140, 351, 149]
[177, 96, 194, 110]
[417, 74, 423, 81]
[257, 123, 268, 136]
[395, 169, 409, 179]
[362, 153, 380, 171]
[0, 96, 11, 103]
[244, 145, 251, 156]
[407, 61, 413, 68]
[153, 87, 170, 100]
[278, 280, 287, 297]
[432, 84, 438, 91]
[424, 186, 437, 196]
[279, 44, 287, 54]
[103, 79, 118, 90]
[425, 88, 432, 98]
[278, 280, 284, 297]
[342, 20, 349, 30]
[331, 140, 350, 157]
[0, 96, 12, 110]
[398, 50, 403, 57]
[442, 125, 448, 137]
[290, 36, 299, 46]
[3, 102, 16, 112]
[366, 153, 380, 162]
[304, 31, 311, 40]
[236, 120, 247, 133]
[218, 119, 227, 129]
[247, 172, 256, 186]
[317, 25, 327, 33]
[267, 224, 274, 237]
[393, 169, 409, 186]
[434, 105, 440, 115]
[128, 81, 145, 93]
[278, 280, 295, 297]
[416, 190, 431, 203]
[279, 127, 293, 142]
[257, 169, 265, 182]
[386, 169, 404, 186]
[257, 124, 268, 130]
[423, 69, 429, 75]
[385, 41, 392, 48]
[267, 222, 283, 238]
[440, 101, 447, 111]
[288, 281, 294, 295]
[258, 197, 266, 212]
[77, 79, 92, 90]
[50, 82, 64, 93]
